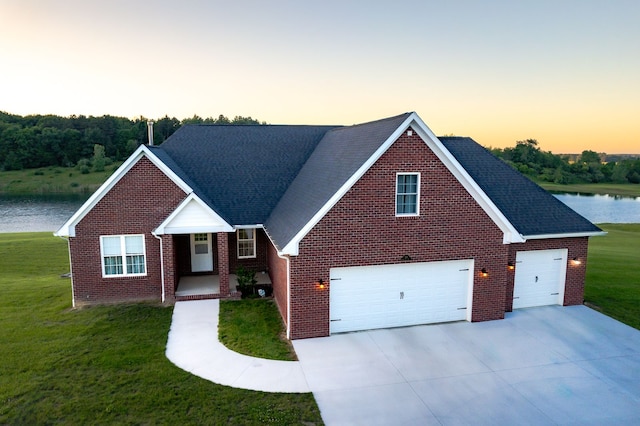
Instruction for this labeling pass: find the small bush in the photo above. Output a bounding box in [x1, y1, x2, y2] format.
[34, 170, 44, 176]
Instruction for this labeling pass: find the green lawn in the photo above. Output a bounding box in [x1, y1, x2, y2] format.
[585, 223, 640, 329]
[539, 182, 640, 198]
[0, 233, 322, 425]
[0, 164, 121, 195]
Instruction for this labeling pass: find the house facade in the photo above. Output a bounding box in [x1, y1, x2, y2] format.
[56, 113, 603, 339]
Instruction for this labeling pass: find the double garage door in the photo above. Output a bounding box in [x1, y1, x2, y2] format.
[329, 259, 473, 334]
[513, 249, 568, 309]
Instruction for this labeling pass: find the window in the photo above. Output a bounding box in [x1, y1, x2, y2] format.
[396, 173, 420, 216]
[100, 235, 146, 277]
[237, 228, 256, 259]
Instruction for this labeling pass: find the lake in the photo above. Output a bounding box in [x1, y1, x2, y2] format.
[0, 192, 638, 233]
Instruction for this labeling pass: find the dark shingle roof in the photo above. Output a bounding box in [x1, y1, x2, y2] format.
[439, 137, 602, 236]
[265, 113, 412, 249]
[157, 124, 338, 224]
[150, 115, 599, 250]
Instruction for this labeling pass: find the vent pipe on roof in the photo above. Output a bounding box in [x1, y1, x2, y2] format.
[147, 120, 154, 146]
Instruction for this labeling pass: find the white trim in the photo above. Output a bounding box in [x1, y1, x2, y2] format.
[152, 232, 165, 303]
[395, 172, 420, 217]
[55, 145, 192, 237]
[277, 250, 292, 340]
[521, 231, 607, 240]
[154, 193, 233, 234]
[100, 234, 147, 278]
[236, 228, 257, 259]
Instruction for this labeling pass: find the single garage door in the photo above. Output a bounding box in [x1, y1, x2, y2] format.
[329, 259, 473, 334]
[513, 249, 567, 309]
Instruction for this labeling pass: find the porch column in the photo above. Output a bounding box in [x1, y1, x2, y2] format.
[217, 232, 230, 296]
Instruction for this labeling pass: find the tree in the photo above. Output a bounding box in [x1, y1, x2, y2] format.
[92, 144, 106, 172]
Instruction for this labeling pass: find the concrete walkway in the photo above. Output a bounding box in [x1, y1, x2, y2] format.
[165, 299, 309, 393]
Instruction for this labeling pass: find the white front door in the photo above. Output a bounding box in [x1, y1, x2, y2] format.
[190, 233, 213, 272]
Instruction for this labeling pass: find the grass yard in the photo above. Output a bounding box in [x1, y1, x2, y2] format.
[219, 299, 297, 361]
[584, 223, 640, 330]
[0, 233, 323, 425]
[0, 164, 121, 195]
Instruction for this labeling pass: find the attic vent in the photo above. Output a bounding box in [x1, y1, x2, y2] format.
[407, 130, 413, 136]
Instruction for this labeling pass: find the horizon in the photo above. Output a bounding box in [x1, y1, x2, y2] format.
[1, 108, 638, 157]
[1, 1, 639, 154]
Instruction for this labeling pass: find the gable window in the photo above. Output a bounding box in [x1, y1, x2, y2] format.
[396, 173, 420, 216]
[100, 235, 146, 277]
[237, 228, 256, 259]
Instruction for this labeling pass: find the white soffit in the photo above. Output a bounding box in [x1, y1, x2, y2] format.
[155, 194, 233, 234]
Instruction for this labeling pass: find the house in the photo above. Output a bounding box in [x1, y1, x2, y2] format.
[55, 112, 604, 339]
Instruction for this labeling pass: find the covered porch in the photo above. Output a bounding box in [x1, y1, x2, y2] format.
[174, 272, 273, 301]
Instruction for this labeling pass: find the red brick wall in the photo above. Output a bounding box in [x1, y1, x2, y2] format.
[69, 156, 187, 305]
[288, 129, 508, 339]
[505, 237, 589, 311]
[267, 240, 289, 328]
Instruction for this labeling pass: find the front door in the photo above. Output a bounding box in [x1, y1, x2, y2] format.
[190, 233, 213, 272]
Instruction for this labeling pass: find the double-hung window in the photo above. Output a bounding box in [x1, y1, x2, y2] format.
[237, 228, 256, 259]
[100, 235, 146, 277]
[396, 173, 420, 216]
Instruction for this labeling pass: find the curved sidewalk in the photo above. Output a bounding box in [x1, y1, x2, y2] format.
[165, 299, 310, 393]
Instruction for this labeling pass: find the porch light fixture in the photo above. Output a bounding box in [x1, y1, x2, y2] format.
[316, 279, 326, 290]
[571, 257, 582, 265]
[507, 262, 515, 271]
[480, 268, 489, 278]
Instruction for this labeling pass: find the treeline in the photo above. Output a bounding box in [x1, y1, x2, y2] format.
[0, 112, 264, 171]
[491, 139, 640, 184]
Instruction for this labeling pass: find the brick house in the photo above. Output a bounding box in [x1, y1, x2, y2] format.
[56, 112, 603, 339]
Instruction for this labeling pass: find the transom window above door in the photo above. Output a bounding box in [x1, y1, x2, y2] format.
[237, 228, 256, 259]
[396, 173, 420, 216]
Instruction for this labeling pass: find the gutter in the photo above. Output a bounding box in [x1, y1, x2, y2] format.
[55, 234, 75, 308]
[521, 230, 608, 240]
[275, 250, 292, 340]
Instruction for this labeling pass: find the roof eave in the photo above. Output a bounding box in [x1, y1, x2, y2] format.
[521, 230, 608, 240]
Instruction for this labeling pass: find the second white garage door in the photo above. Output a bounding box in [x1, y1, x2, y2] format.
[329, 259, 473, 334]
[513, 249, 567, 309]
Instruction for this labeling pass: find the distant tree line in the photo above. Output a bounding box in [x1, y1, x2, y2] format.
[0, 112, 264, 171]
[491, 139, 640, 184]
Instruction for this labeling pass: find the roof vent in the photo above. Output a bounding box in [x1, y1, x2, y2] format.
[147, 120, 154, 146]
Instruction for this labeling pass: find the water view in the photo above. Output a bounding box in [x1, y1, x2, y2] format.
[0, 195, 86, 233]
[0, 192, 638, 233]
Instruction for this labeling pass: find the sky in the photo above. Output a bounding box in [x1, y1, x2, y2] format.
[1, 0, 638, 154]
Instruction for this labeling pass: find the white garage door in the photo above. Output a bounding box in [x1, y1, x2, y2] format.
[329, 260, 473, 334]
[513, 249, 567, 309]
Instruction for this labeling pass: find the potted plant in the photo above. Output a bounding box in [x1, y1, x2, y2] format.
[235, 266, 257, 298]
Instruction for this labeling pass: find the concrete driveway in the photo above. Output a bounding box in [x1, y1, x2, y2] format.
[293, 305, 640, 425]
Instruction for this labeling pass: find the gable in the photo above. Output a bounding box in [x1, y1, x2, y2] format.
[154, 194, 233, 234]
[55, 145, 192, 237]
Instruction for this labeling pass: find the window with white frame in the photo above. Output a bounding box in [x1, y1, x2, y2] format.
[100, 235, 146, 277]
[396, 173, 420, 216]
[237, 228, 256, 259]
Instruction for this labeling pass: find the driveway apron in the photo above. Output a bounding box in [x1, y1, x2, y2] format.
[293, 305, 640, 425]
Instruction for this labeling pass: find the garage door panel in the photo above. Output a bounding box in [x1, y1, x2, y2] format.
[330, 260, 472, 334]
[513, 249, 567, 309]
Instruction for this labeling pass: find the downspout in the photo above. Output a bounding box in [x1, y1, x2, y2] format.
[276, 251, 292, 340]
[55, 235, 75, 308]
[152, 231, 165, 303]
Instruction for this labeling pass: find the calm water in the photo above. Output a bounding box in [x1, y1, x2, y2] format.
[0, 195, 86, 233]
[0, 192, 638, 233]
[553, 193, 640, 224]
